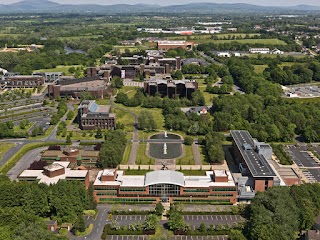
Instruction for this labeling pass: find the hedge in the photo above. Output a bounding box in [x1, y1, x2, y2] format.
[0, 142, 67, 174]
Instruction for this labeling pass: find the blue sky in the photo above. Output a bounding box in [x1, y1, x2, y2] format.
[1, 0, 320, 6]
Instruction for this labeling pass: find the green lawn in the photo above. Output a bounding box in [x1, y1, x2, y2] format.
[113, 107, 135, 132]
[122, 143, 132, 165]
[136, 143, 154, 165]
[254, 65, 268, 73]
[34, 65, 83, 76]
[176, 145, 195, 165]
[196, 79, 218, 104]
[113, 46, 140, 53]
[0, 143, 15, 160]
[168, 33, 260, 41]
[167, 36, 286, 45]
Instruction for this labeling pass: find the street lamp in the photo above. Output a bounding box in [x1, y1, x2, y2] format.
[190, 195, 192, 203]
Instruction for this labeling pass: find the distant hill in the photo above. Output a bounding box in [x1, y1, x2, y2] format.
[0, 0, 319, 13]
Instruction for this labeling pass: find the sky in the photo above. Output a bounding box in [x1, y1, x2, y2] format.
[0, 0, 320, 6]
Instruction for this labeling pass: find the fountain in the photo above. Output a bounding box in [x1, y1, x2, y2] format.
[164, 131, 168, 138]
[163, 143, 167, 155]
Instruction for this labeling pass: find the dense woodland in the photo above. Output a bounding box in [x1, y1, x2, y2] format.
[246, 184, 320, 240]
[0, 176, 96, 239]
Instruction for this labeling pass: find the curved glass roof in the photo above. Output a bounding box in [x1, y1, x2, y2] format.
[145, 170, 185, 187]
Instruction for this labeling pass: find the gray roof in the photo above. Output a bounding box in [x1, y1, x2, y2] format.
[145, 170, 185, 186]
[231, 130, 276, 178]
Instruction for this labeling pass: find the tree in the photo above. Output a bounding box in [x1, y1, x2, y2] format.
[199, 223, 206, 232]
[66, 134, 72, 144]
[67, 111, 75, 121]
[171, 70, 183, 80]
[154, 202, 164, 216]
[143, 214, 158, 232]
[95, 128, 103, 139]
[184, 136, 194, 146]
[74, 214, 86, 233]
[111, 76, 123, 89]
[138, 111, 157, 131]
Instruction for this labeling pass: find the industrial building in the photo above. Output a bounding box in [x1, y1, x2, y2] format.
[93, 169, 237, 204]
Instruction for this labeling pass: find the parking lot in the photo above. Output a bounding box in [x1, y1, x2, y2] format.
[113, 215, 147, 222]
[286, 145, 319, 168]
[184, 215, 243, 227]
[285, 85, 320, 98]
[287, 145, 320, 182]
[106, 236, 228, 240]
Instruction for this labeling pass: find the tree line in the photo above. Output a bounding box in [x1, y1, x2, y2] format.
[0, 176, 96, 239]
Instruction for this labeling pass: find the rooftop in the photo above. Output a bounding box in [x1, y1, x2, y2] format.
[145, 170, 185, 187]
[19, 161, 88, 185]
[231, 130, 276, 178]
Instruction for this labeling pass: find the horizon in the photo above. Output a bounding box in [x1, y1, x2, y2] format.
[1, 0, 320, 7]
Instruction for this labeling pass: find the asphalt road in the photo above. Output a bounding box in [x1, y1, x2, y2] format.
[69, 205, 110, 240]
[0, 142, 25, 167]
[7, 146, 48, 180]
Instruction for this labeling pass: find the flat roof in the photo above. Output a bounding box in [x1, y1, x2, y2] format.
[19, 162, 88, 185]
[184, 171, 236, 188]
[231, 130, 276, 177]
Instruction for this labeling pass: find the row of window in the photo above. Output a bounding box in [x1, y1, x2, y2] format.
[99, 198, 156, 203]
[184, 189, 210, 193]
[94, 187, 118, 190]
[119, 188, 146, 192]
[173, 198, 230, 203]
[96, 192, 117, 196]
[210, 194, 234, 197]
[212, 188, 236, 192]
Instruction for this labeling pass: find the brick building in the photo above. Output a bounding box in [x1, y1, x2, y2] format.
[5, 75, 45, 88]
[93, 169, 237, 204]
[41, 147, 99, 168]
[78, 100, 116, 130]
[18, 161, 89, 188]
[144, 79, 198, 99]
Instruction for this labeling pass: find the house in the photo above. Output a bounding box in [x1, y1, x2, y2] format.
[46, 220, 58, 232]
[217, 52, 231, 57]
[181, 106, 210, 116]
[270, 48, 284, 55]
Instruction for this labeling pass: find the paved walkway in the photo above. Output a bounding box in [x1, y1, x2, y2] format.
[192, 143, 202, 165]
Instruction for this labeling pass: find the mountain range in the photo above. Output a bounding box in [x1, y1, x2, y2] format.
[0, 0, 320, 13]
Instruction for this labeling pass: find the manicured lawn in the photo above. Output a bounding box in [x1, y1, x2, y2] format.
[113, 46, 140, 53]
[121, 143, 132, 164]
[176, 145, 195, 165]
[196, 79, 218, 105]
[124, 169, 151, 175]
[0, 143, 15, 160]
[136, 143, 154, 165]
[178, 170, 207, 176]
[113, 107, 135, 132]
[34, 65, 83, 76]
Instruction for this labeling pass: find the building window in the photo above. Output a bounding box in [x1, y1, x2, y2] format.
[148, 184, 180, 197]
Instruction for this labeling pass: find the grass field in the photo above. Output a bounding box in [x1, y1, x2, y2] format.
[113, 46, 140, 53]
[121, 143, 132, 165]
[253, 62, 302, 73]
[0, 143, 15, 160]
[0, 33, 24, 38]
[168, 33, 260, 41]
[136, 143, 154, 165]
[167, 35, 285, 45]
[34, 65, 82, 76]
[254, 65, 268, 73]
[196, 79, 218, 104]
[176, 145, 195, 165]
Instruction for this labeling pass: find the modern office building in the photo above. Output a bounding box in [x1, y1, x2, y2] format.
[230, 130, 278, 192]
[78, 100, 116, 130]
[144, 79, 198, 99]
[93, 169, 237, 204]
[18, 161, 90, 188]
